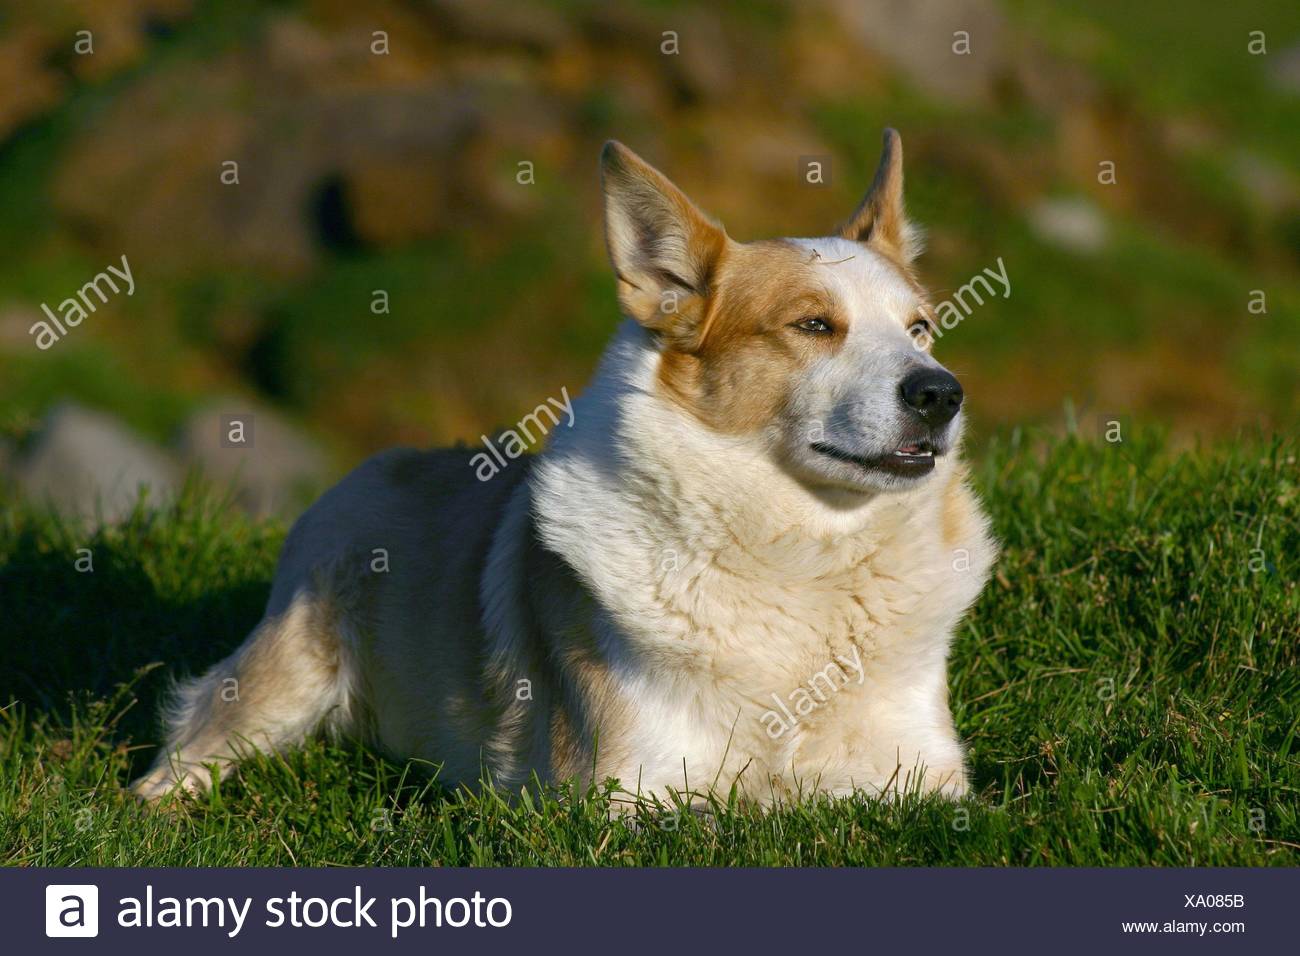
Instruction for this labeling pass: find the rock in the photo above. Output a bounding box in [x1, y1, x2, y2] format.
[15, 403, 179, 523]
[1230, 150, 1299, 209]
[668, 12, 735, 102]
[52, 41, 480, 273]
[345, 158, 448, 246]
[825, 0, 1007, 105]
[1268, 42, 1300, 96]
[177, 403, 329, 519]
[424, 0, 571, 52]
[0, 306, 42, 350]
[0, 28, 66, 144]
[62, 0, 189, 83]
[0, 1, 193, 145]
[1027, 197, 1108, 254]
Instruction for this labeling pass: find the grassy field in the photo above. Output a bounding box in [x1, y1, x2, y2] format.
[1, 430, 1297, 866]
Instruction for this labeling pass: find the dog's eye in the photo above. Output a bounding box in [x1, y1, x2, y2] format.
[793, 316, 833, 334]
[908, 318, 934, 342]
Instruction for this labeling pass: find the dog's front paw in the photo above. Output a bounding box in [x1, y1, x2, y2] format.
[130, 763, 206, 804]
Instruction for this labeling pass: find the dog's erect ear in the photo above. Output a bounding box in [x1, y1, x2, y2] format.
[601, 141, 727, 345]
[838, 128, 922, 265]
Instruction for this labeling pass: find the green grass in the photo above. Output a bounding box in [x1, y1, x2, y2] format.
[1, 431, 1297, 866]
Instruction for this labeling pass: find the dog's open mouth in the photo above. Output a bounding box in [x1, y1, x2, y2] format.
[811, 439, 938, 477]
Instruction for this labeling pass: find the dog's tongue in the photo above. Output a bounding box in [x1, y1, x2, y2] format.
[898, 443, 923, 454]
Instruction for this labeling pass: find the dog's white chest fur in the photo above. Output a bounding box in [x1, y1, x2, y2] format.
[528, 323, 995, 798]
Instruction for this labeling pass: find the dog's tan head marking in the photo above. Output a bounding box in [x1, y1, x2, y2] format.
[601, 131, 964, 494]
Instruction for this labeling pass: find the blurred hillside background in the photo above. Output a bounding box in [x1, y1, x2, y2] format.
[0, 0, 1297, 520]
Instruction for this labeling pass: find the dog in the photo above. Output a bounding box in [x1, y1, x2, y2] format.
[133, 129, 996, 806]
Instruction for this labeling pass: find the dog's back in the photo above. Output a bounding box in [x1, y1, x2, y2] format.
[134, 445, 532, 799]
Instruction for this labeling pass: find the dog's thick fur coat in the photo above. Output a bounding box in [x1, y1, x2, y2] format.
[135, 132, 996, 805]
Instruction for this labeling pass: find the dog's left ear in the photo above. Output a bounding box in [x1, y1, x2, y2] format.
[838, 128, 922, 265]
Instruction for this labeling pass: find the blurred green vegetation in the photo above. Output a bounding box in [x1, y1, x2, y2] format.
[0, 0, 1296, 471]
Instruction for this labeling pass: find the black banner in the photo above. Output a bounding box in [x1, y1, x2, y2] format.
[10, 867, 1293, 953]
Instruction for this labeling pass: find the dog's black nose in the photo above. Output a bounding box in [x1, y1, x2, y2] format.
[899, 367, 964, 426]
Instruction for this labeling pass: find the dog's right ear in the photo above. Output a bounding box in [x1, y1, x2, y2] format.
[601, 141, 727, 346]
